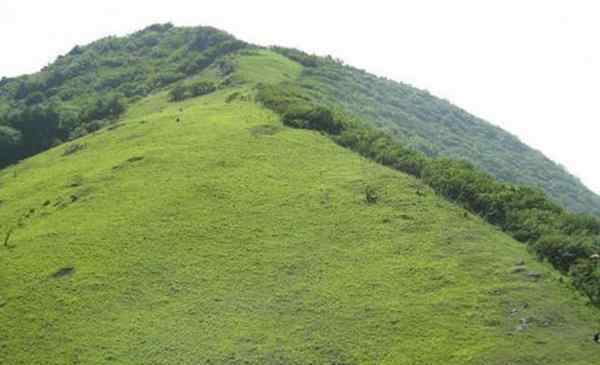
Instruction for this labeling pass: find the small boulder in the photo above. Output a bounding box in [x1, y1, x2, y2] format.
[511, 266, 527, 274]
[52, 267, 75, 278]
[527, 271, 542, 280]
[516, 318, 529, 331]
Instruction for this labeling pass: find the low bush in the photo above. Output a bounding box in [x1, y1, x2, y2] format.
[169, 81, 217, 102]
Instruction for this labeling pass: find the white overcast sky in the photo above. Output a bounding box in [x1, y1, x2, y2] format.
[1, 1, 599, 194]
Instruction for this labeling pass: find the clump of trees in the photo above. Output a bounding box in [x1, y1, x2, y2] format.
[0, 95, 126, 167]
[169, 81, 217, 102]
[270, 47, 322, 67]
[0, 125, 23, 164]
[257, 83, 600, 305]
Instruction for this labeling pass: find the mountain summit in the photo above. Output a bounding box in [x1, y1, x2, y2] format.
[1, 24, 599, 364]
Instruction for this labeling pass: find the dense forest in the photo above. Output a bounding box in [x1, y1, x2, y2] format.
[270, 48, 600, 215]
[0, 24, 246, 167]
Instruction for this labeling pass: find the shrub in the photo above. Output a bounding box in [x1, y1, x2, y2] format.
[271, 46, 322, 67]
[169, 81, 216, 102]
[190, 81, 216, 97]
[62, 143, 86, 156]
[571, 260, 600, 305]
[364, 185, 379, 204]
[0, 125, 23, 167]
[169, 84, 187, 102]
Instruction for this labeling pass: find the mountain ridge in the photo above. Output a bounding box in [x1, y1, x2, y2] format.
[286, 53, 600, 215]
[1, 24, 599, 215]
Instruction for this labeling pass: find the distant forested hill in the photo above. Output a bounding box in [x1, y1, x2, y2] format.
[284, 55, 600, 215]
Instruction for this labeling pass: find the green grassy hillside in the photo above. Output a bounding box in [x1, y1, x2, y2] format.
[2, 24, 599, 215]
[1, 53, 599, 364]
[276, 50, 600, 215]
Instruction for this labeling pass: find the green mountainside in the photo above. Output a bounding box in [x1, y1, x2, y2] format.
[0, 51, 599, 364]
[289, 56, 600, 215]
[1, 24, 599, 214]
[1, 25, 600, 364]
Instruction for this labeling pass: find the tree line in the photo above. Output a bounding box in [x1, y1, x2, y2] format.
[0, 94, 125, 167]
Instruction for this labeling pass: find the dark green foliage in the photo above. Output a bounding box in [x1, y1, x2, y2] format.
[190, 81, 217, 97]
[169, 81, 217, 102]
[258, 83, 600, 305]
[256, 83, 354, 134]
[571, 259, 600, 304]
[0, 126, 23, 164]
[81, 94, 125, 122]
[271, 47, 322, 67]
[7, 105, 61, 157]
[24, 91, 45, 106]
[364, 185, 379, 204]
[169, 84, 187, 102]
[336, 127, 426, 177]
[255, 83, 310, 114]
[283, 106, 346, 135]
[532, 234, 593, 271]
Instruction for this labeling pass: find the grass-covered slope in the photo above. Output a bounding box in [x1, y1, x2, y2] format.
[2, 23, 599, 215]
[1, 59, 600, 363]
[285, 54, 600, 215]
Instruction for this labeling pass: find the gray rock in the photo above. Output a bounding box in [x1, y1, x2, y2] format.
[527, 271, 542, 279]
[511, 266, 527, 274]
[516, 318, 529, 331]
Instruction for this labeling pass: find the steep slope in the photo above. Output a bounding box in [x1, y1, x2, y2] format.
[282, 52, 600, 215]
[1, 54, 600, 364]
